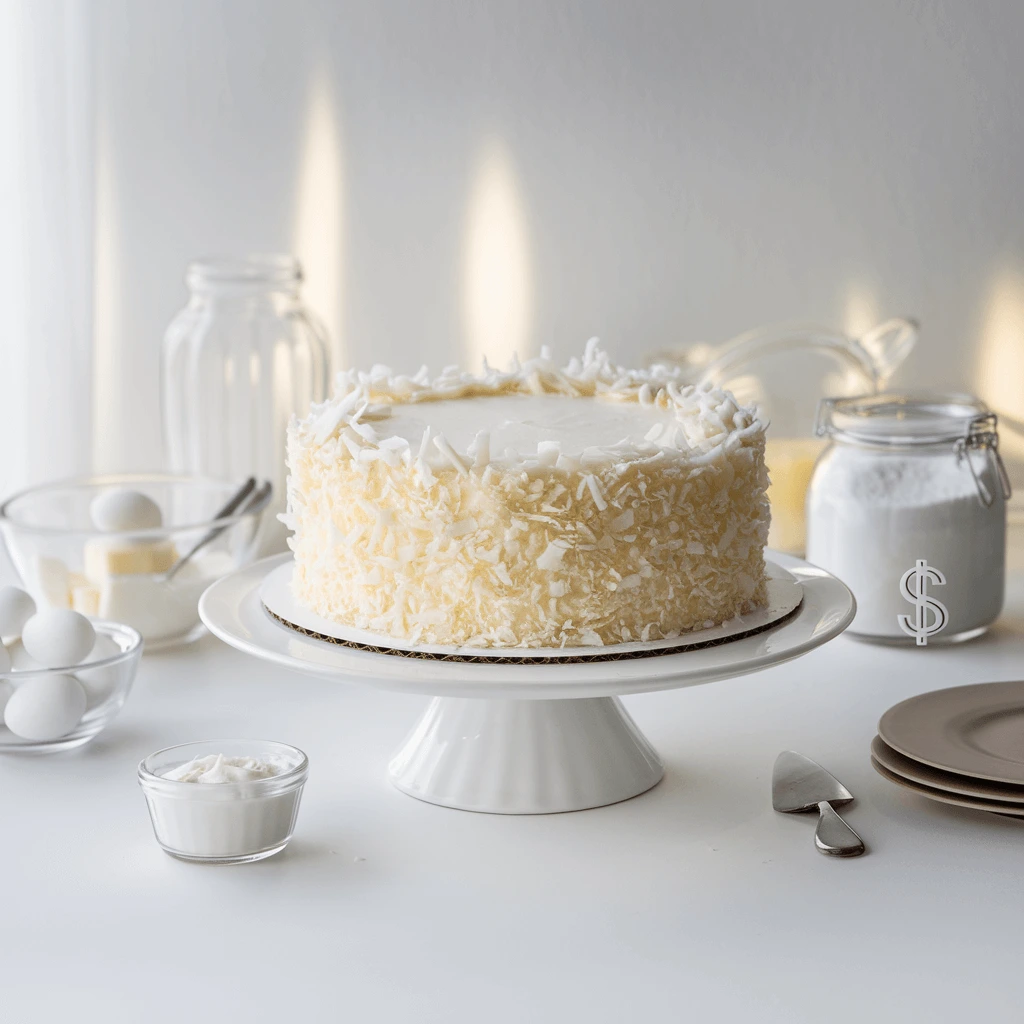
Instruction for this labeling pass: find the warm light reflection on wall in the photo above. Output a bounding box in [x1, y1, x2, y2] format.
[462, 138, 532, 371]
[293, 69, 344, 371]
[842, 279, 880, 343]
[976, 266, 1024, 459]
[91, 114, 119, 470]
[839, 279, 881, 392]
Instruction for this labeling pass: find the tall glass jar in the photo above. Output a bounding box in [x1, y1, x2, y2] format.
[806, 393, 1011, 645]
[162, 256, 330, 551]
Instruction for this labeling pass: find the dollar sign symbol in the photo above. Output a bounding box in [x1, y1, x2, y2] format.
[897, 559, 948, 646]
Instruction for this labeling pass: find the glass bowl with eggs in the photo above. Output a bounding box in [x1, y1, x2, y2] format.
[0, 588, 143, 752]
[0, 474, 271, 650]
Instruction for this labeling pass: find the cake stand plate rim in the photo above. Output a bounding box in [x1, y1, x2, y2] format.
[198, 551, 856, 699]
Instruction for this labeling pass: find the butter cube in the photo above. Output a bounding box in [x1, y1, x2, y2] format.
[84, 538, 177, 579]
[31, 555, 71, 609]
[71, 580, 101, 617]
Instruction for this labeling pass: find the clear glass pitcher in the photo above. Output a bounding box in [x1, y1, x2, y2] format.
[650, 317, 919, 553]
[161, 255, 330, 552]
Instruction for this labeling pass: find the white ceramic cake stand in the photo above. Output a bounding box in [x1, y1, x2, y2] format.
[199, 552, 854, 814]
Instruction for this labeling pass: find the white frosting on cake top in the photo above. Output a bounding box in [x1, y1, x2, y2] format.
[382, 394, 678, 457]
[295, 339, 763, 477]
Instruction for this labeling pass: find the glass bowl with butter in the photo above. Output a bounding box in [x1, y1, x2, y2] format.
[138, 739, 309, 864]
[0, 474, 270, 649]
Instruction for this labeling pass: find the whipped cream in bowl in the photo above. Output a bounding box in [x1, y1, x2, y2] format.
[162, 752, 295, 783]
[138, 739, 309, 864]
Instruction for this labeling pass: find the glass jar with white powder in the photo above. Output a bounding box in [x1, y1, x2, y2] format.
[806, 393, 1010, 645]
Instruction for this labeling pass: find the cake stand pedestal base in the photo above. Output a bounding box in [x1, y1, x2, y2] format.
[388, 696, 664, 814]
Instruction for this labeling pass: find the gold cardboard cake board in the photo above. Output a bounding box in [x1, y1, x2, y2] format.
[262, 600, 803, 665]
[259, 557, 805, 664]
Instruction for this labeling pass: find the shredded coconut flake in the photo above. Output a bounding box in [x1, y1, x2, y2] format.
[585, 475, 608, 511]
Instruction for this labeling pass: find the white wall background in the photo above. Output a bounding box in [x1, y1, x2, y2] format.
[4, 0, 1024, 489]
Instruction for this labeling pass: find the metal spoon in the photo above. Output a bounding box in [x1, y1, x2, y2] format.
[162, 477, 270, 582]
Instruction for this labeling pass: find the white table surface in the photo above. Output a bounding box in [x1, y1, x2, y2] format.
[4, 555, 1024, 1023]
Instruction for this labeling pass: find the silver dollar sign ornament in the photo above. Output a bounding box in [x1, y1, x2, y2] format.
[897, 559, 948, 646]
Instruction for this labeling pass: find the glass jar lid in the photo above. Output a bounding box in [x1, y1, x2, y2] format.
[815, 391, 988, 447]
[186, 254, 302, 292]
[816, 391, 1012, 507]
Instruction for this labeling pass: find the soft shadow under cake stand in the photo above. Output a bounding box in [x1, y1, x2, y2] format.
[199, 552, 854, 814]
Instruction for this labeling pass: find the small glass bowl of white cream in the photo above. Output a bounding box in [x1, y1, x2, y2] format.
[138, 740, 309, 864]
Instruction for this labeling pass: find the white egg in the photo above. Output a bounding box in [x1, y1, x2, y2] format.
[21, 609, 96, 668]
[83, 632, 121, 665]
[0, 642, 10, 672]
[90, 488, 163, 533]
[0, 586, 36, 639]
[4, 673, 86, 741]
[75, 633, 123, 708]
[0, 679, 13, 719]
[5, 639, 41, 671]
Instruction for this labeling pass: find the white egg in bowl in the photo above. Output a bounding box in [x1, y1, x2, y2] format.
[0, 621, 142, 753]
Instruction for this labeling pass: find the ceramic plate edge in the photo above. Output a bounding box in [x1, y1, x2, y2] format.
[878, 681, 1024, 785]
[871, 755, 1024, 816]
[870, 735, 1024, 804]
[199, 551, 857, 695]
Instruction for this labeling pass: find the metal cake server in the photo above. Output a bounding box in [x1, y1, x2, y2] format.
[772, 751, 866, 857]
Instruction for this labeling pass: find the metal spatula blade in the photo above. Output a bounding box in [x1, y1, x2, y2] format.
[772, 751, 865, 857]
[773, 750, 853, 811]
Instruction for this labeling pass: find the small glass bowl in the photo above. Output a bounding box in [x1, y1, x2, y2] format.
[0, 621, 143, 753]
[0, 473, 271, 650]
[138, 739, 309, 864]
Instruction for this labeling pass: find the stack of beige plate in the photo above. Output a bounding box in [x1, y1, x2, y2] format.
[872, 681, 1024, 816]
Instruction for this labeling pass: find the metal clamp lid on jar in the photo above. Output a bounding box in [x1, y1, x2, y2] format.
[954, 413, 1012, 508]
[815, 392, 1012, 508]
